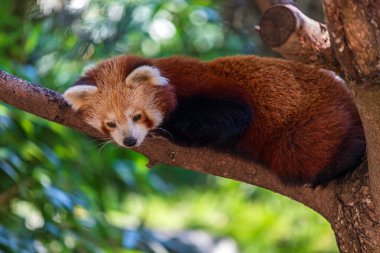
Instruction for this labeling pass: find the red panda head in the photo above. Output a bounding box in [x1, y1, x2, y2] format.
[63, 55, 176, 147]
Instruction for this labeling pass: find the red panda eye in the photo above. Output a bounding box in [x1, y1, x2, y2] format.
[132, 113, 142, 122]
[106, 122, 116, 128]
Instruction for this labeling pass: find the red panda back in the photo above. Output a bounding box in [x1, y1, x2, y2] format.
[156, 55, 365, 185]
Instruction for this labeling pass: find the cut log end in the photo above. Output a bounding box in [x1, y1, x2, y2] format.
[259, 5, 297, 47]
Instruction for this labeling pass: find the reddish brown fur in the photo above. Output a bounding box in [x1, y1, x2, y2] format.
[79, 55, 365, 184]
[141, 112, 154, 129]
[101, 122, 110, 135]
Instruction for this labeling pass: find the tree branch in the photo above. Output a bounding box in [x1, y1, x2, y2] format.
[258, 4, 337, 69]
[0, 69, 338, 219]
[323, 0, 380, 83]
[323, 0, 380, 220]
[0, 71, 104, 139]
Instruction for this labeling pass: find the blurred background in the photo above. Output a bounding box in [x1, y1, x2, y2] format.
[0, 0, 338, 252]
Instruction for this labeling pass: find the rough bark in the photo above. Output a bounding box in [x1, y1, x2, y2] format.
[331, 160, 380, 252]
[323, 0, 380, 82]
[353, 86, 380, 216]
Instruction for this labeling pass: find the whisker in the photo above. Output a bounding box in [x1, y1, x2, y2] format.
[87, 138, 105, 143]
[97, 140, 113, 157]
[93, 139, 113, 149]
[77, 138, 109, 152]
[85, 137, 112, 146]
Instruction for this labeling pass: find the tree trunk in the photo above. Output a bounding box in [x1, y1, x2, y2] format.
[323, 2, 380, 250]
[330, 162, 380, 252]
[323, 0, 380, 216]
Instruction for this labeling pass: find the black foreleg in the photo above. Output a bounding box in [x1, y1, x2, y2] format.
[161, 96, 253, 148]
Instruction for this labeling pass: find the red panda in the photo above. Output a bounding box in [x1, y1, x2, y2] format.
[63, 55, 366, 185]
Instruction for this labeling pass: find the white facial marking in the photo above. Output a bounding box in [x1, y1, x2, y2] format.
[124, 108, 133, 117]
[131, 123, 149, 146]
[86, 116, 102, 131]
[106, 112, 116, 121]
[125, 65, 168, 86]
[148, 110, 163, 127]
[63, 85, 98, 111]
[110, 120, 149, 147]
[103, 110, 152, 148]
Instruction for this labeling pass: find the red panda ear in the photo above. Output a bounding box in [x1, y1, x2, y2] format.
[125, 65, 168, 87]
[63, 85, 98, 111]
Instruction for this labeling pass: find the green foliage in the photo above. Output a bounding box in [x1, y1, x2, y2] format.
[0, 0, 338, 252]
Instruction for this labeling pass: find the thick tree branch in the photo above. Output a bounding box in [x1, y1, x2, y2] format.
[0, 72, 104, 139]
[0, 69, 338, 218]
[331, 160, 380, 253]
[258, 4, 337, 69]
[323, 0, 380, 83]
[323, 0, 380, 228]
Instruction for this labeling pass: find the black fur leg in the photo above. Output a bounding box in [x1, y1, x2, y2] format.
[161, 96, 253, 149]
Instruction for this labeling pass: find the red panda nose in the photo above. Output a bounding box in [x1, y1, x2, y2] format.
[123, 137, 137, 147]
